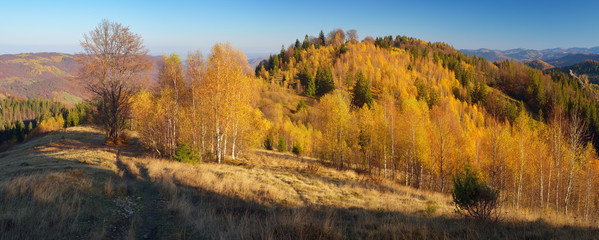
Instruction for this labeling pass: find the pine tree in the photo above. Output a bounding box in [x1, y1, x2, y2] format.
[351, 71, 373, 108]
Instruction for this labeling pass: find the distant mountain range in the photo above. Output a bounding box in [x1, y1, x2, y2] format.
[461, 47, 599, 62]
[463, 47, 599, 85]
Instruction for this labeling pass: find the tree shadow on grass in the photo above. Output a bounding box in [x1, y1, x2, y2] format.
[155, 164, 599, 240]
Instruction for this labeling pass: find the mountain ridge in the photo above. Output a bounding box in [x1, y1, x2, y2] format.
[461, 46, 599, 62]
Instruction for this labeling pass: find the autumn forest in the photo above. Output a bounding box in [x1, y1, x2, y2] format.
[93, 23, 599, 221]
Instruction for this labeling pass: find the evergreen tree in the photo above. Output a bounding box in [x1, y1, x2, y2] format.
[292, 142, 303, 156]
[318, 30, 326, 47]
[264, 134, 274, 150]
[255, 61, 264, 77]
[302, 35, 312, 49]
[299, 66, 315, 96]
[315, 67, 335, 97]
[351, 71, 373, 108]
[305, 77, 316, 97]
[279, 45, 286, 64]
[278, 135, 287, 152]
[272, 55, 280, 72]
[267, 55, 274, 71]
[14, 120, 24, 143]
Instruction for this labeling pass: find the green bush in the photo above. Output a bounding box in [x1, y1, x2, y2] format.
[452, 165, 499, 220]
[296, 100, 307, 112]
[173, 143, 199, 164]
[425, 200, 437, 217]
[292, 142, 303, 156]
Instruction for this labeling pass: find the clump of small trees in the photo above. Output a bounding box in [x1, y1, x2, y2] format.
[452, 165, 499, 220]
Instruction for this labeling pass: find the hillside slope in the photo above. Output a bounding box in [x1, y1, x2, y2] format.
[526, 59, 554, 70]
[546, 53, 599, 67]
[0, 53, 86, 105]
[0, 53, 164, 106]
[1, 126, 598, 239]
[554, 60, 599, 84]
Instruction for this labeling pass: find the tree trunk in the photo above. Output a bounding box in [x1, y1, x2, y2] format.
[540, 149, 544, 210]
[517, 135, 524, 209]
[547, 159, 552, 209]
[564, 160, 575, 215]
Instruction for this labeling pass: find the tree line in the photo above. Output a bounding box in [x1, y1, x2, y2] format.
[0, 97, 90, 145]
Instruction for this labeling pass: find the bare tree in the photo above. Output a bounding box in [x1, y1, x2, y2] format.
[77, 20, 152, 143]
[346, 29, 358, 43]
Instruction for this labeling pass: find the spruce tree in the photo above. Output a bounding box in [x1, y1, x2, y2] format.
[315, 67, 335, 97]
[302, 35, 312, 49]
[299, 66, 315, 96]
[318, 30, 326, 47]
[305, 77, 316, 97]
[277, 135, 287, 152]
[351, 71, 373, 108]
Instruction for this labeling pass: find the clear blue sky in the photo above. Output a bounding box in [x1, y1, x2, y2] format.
[1, 0, 598, 57]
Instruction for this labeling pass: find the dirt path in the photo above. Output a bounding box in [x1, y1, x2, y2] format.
[113, 149, 168, 239]
[133, 163, 164, 239]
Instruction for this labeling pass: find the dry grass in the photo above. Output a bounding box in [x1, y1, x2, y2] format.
[1, 126, 598, 239]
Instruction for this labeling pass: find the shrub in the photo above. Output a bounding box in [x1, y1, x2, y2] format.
[425, 200, 437, 217]
[173, 143, 199, 164]
[292, 142, 303, 156]
[452, 165, 499, 220]
[296, 100, 307, 112]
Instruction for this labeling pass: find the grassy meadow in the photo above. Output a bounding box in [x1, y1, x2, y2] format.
[0, 126, 597, 239]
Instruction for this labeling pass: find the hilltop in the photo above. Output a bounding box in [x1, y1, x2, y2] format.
[1, 126, 598, 239]
[526, 59, 554, 70]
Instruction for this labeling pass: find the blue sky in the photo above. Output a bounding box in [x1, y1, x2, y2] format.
[1, 0, 598, 57]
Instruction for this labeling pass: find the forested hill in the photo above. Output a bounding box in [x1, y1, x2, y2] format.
[230, 30, 599, 221]
[0, 53, 86, 105]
